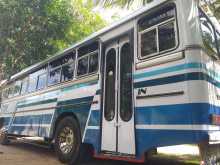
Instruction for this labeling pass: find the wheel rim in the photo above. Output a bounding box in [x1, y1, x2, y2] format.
[58, 126, 75, 154]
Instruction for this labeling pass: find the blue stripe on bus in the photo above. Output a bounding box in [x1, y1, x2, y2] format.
[84, 129, 100, 153]
[135, 103, 220, 125]
[134, 62, 220, 81]
[134, 72, 220, 89]
[0, 117, 11, 126]
[17, 98, 57, 108]
[13, 114, 52, 125]
[57, 96, 94, 106]
[62, 79, 98, 92]
[10, 126, 50, 137]
[56, 96, 95, 136]
[136, 129, 209, 158]
[88, 110, 100, 126]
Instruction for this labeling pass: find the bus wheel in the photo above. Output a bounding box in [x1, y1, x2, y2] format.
[0, 131, 10, 145]
[54, 116, 81, 164]
[199, 142, 220, 165]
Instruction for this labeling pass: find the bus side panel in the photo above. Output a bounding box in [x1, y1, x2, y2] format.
[8, 90, 59, 137]
[51, 78, 101, 153]
[187, 49, 220, 143]
[133, 50, 218, 158]
[0, 101, 17, 131]
[134, 49, 220, 158]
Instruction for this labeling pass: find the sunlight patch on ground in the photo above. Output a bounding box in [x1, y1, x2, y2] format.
[158, 145, 200, 156]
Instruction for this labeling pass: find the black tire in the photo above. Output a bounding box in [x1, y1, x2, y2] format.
[0, 131, 10, 145]
[54, 116, 82, 165]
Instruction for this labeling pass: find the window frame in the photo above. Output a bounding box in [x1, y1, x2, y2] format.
[48, 51, 76, 86]
[76, 50, 99, 78]
[36, 72, 47, 90]
[13, 80, 22, 97]
[8, 85, 15, 98]
[48, 66, 62, 86]
[60, 60, 75, 83]
[2, 88, 9, 99]
[137, 4, 179, 60]
[20, 77, 29, 95]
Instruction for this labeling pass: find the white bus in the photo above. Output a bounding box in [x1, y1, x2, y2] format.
[0, 0, 220, 164]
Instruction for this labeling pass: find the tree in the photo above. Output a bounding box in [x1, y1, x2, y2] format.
[204, 0, 220, 20]
[94, 0, 152, 8]
[0, 0, 105, 79]
[96, 0, 220, 21]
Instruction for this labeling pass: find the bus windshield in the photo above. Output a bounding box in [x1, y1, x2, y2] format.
[199, 8, 220, 57]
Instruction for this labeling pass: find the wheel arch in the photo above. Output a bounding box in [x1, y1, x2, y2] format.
[52, 112, 81, 139]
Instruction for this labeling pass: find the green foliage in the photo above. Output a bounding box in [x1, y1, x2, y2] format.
[208, 0, 220, 20]
[95, 0, 153, 8]
[0, 0, 105, 78]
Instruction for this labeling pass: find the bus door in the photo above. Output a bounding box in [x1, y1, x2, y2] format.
[101, 34, 135, 155]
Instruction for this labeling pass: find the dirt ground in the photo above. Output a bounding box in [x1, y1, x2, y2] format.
[0, 141, 200, 165]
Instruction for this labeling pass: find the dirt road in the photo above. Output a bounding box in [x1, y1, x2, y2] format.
[0, 141, 200, 165]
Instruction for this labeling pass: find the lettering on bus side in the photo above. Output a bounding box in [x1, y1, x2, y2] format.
[138, 88, 147, 96]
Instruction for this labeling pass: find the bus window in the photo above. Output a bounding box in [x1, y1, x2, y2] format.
[37, 73, 47, 90]
[36, 65, 48, 90]
[104, 48, 116, 121]
[138, 4, 177, 58]
[199, 10, 218, 56]
[28, 72, 38, 93]
[120, 43, 133, 122]
[78, 41, 99, 58]
[14, 81, 22, 96]
[48, 68, 61, 86]
[77, 56, 89, 76]
[49, 51, 75, 85]
[48, 58, 62, 86]
[77, 42, 99, 77]
[89, 52, 98, 73]
[8, 85, 14, 98]
[159, 21, 176, 52]
[2, 88, 9, 99]
[20, 77, 28, 95]
[61, 63, 75, 82]
[61, 51, 75, 82]
[140, 28, 157, 56]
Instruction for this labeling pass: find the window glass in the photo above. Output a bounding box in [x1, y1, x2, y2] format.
[61, 63, 74, 82]
[2, 89, 9, 98]
[14, 81, 22, 96]
[77, 56, 88, 76]
[49, 58, 62, 70]
[200, 12, 218, 55]
[20, 78, 28, 95]
[120, 43, 133, 122]
[141, 28, 157, 56]
[48, 68, 61, 85]
[104, 49, 116, 121]
[37, 73, 47, 90]
[78, 42, 99, 57]
[138, 5, 175, 31]
[138, 5, 177, 58]
[28, 75, 38, 93]
[159, 21, 176, 52]
[62, 51, 75, 64]
[89, 53, 98, 73]
[8, 86, 14, 97]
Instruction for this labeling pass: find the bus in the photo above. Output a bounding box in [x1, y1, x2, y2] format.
[0, 0, 220, 164]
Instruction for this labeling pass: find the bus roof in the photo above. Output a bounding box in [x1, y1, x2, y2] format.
[10, 0, 169, 82]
